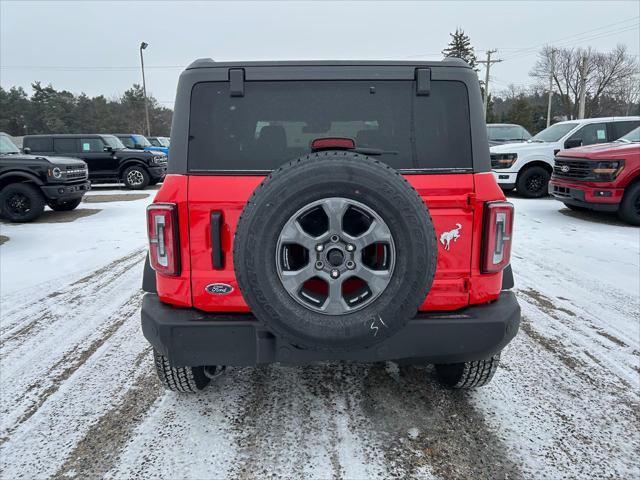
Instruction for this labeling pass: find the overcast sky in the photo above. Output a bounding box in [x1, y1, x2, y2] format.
[1, 0, 638, 107]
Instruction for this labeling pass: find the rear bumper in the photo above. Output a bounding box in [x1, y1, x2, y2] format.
[549, 178, 622, 212]
[141, 290, 521, 367]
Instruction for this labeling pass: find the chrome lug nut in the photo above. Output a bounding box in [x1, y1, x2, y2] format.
[315, 261, 324, 270]
[345, 244, 355, 252]
[330, 235, 340, 243]
[346, 260, 355, 270]
[330, 269, 340, 279]
[315, 244, 324, 252]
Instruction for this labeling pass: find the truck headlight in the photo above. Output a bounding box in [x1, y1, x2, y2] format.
[491, 153, 517, 169]
[49, 167, 63, 179]
[592, 160, 624, 181]
[151, 155, 167, 165]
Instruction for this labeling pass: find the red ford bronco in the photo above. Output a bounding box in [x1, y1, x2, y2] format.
[141, 59, 520, 393]
[550, 126, 640, 225]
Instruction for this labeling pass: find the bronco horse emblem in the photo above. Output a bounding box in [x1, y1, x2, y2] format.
[440, 223, 462, 251]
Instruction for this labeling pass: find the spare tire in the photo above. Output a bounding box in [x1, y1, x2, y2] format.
[233, 151, 437, 352]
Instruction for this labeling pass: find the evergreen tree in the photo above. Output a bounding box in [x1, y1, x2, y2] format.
[442, 28, 478, 70]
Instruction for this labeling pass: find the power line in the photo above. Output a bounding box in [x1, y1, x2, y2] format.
[497, 16, 638, 58]
[501, 23, 639, 61]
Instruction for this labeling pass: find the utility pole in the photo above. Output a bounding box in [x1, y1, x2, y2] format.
[578, 53, 588, 119]
[139, 41, 151, 137]
[478, 49, 502, 120]
[546, 48, 556, 127]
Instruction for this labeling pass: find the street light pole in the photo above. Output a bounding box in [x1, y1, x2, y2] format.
[139, 42, 151, 137]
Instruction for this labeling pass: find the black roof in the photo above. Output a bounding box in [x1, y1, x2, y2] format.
[186, 58, 471, 70]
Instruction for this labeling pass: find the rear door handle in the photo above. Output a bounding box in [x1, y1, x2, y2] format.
[211, 211, 224, 269]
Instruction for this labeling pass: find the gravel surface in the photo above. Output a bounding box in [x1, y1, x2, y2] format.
[0, 191, 638, 479]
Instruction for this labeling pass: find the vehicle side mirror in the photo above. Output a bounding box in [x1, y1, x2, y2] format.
[564, 138, 582, 149]
[104, 146, 114, 153]
[22, 147, 31, 154]
[134, 143, 143, 150]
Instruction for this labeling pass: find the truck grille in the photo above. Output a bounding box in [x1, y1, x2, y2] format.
[553, 158, 591, 179]
[66, 165, 88, 180]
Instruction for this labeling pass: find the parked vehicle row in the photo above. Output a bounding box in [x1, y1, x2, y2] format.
[490, 116, 640, 198]
[23, 134, 167, 190]
[1, 132, 168, 222]
[115, 134, 170, 157]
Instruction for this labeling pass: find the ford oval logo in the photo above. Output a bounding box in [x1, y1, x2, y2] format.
[206, 283, 234, 295]
[561, 165, 570, 173]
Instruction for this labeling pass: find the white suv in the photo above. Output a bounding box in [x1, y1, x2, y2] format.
[490, 116, 640, 197]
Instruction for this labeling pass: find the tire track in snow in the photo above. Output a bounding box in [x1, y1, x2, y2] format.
[0, 292, 143, 443]
[51, 348, 160, 480]
[360, 363, 522, 480]
[0, 248, 145, 347]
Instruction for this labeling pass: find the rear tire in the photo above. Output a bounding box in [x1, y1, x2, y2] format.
[47, 197, 82, 211]
[516, 166, 550, 198]
[153, 350, 211, 393]
[0, 183, 45, 223]
[435, 353, 501, 388]
[618, 182, 640, 226]
[122, 165, 150, 190]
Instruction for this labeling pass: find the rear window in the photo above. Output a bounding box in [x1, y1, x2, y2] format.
[188, 80, 472, 172]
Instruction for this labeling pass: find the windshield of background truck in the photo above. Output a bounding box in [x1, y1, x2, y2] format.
[530, 122, 578, 143]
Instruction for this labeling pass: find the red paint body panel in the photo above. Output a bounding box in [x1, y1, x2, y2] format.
[153, 172, 507, 312]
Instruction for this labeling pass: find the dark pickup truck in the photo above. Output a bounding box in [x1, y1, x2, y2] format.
[23, 134, 167, 189]
[0, 132, 90, 222]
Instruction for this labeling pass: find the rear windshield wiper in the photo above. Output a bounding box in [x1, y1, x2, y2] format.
[352, 147, 398, 156]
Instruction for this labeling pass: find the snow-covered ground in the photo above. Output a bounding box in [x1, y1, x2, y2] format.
[0, 189, 638, 479]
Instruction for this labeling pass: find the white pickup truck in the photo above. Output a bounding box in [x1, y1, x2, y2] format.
[490, 116, 640, 197]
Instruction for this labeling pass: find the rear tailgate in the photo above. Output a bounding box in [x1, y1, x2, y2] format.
[188, 174, 475, 312]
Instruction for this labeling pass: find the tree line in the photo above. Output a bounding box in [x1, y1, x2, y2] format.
[0, 82, 172, 137]
[443, 29, 639, 134]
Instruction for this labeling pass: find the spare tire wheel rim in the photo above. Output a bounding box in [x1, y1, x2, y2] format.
[276, 197, 395, 315]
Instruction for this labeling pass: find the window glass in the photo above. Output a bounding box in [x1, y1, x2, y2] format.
[188, 80, 472, 171]
[530, 122, 578, 142]
[487, 125, 527, 142]
[617, 126, 640, 142]
[80, 138, 104, 152]
[612, 120, 640, 140]
[54, 138, 78, 153]
[568, 123, 608, 146]
[24, 137, 53, 152]
[118, 136, 135, 148]
[103, 135, 125, 149]
[0, 135, 20, 154]
[132, 135, 151, 147]
[149, 138, 161, 147]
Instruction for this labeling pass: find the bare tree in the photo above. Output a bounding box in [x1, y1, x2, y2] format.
[530, 44, 638, 118]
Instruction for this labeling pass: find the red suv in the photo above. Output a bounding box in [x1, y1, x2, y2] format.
[550, 127, 640, 225]
[141, 60, 520, 393]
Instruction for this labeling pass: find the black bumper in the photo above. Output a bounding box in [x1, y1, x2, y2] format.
[549, 184, 619, 212]
[40, 181, 91, 201]
[141, 291, 521, 367]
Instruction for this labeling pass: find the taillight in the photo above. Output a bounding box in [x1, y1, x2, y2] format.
[481, 201, 514, 274]
[147, 203, 180, 276]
